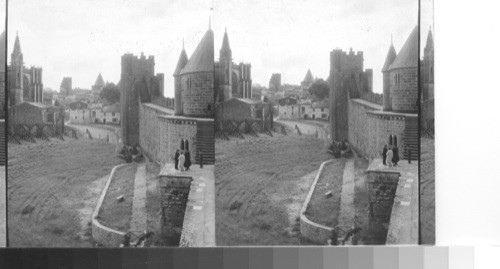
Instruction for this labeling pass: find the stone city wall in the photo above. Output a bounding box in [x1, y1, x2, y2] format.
[366, 112, 406, 158]
[158, 116, 198, 165]
[348, 99, 406, 159]
[139, 103, 171, 162]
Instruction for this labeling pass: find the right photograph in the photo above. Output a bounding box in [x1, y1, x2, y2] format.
[215, 0, 429, 246]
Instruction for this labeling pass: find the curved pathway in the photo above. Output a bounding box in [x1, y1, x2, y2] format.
[130, 163, 147, 234]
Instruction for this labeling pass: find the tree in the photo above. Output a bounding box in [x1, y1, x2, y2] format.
[308, 79, 330, 100]
[100, 83, 120, 104]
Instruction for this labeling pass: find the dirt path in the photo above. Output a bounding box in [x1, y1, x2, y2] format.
[338, 160, 355, 227]
[277, 120, 329, 141]
[130, 163, 147, 233]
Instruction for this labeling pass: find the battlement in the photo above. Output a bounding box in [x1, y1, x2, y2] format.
[330, 48, 364, 74]
[121, 52, 155, 79]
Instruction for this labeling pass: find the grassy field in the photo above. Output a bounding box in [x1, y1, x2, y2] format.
[8, 138, 123, 247]
[305, 160, 346, 227]
[215, 133, 332, 245]
[97, 163, 137, 232]
[420, 138, 435, 244]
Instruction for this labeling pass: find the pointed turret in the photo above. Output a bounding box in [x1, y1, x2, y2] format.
[174, 42, 189, 115]
[180, 28, 214, 75]
[219, 27, 232, 100]
[94, 73, 105, 87]
[382, 43, 397, 72]
[303, 69, 314, 84]
[221, 28, 230, 52]
[382, 38, 397, 111]
[173, 44, 188, 76]
[389, 26, 418, 71]
[425, 27, 433, 50]
[12, 32, 21, 57]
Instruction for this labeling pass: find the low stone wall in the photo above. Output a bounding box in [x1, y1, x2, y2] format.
[300, 160, 335, 244]
[92, 163, 128, 247]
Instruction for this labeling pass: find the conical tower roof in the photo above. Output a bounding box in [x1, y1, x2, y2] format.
[94, 73, 105, 87]
[382, 43, 397, 72]
[180, 29, 214, 75]
[303, 69, 314, 83]
[173, 44, 188, 76]
[221, 28, 230, 51]
[389, 26, 418, 70]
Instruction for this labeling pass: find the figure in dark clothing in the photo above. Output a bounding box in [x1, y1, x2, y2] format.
[174, 150, 180, 170]
[184, 151, 191, 171]
[199, 150, 203, 168]
[393, 146, 400, 166]
[382, 145, 388, 165]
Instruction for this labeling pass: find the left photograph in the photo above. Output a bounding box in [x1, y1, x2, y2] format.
[0, 0, 6, 248]
[7, 1, 215, 247]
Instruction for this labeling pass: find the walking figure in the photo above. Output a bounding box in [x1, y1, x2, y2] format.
[178, 151, 186, 172]
[382, 145, 388, 165]
[174, 149, 180, 170]
[386, 146, 394, 167]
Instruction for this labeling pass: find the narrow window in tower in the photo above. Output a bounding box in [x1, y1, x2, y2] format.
[207, 104, 211, 111]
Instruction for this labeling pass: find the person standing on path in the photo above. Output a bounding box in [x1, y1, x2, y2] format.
[386, 147, 394, 167]
[178, 151, 185, 172]
[174, 149, 180, 170]
[393, 145, 400, 166]
[184, 150, 191, 171]
[382, 145, 388, 165]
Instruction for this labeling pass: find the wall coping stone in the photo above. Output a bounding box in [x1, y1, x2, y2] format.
[142, 102, 174, 115]
[92, 163, 129, 247]
[300, 159, 336, 243]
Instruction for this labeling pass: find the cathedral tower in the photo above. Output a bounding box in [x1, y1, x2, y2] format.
[10, 32, 24, 105]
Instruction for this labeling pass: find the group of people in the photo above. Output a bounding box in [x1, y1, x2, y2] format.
[382, 144, 400, 167]
[174, 150, 191, 171]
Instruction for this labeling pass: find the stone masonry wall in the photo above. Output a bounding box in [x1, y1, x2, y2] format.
[158, 117, 198, 165]
[348, 100, 377, 156]
[139, 104, 166, 161]
[159, 175, 192, 246]
[348, 99, 406, 159]
[366, 113, 406, 158]
[181, 72, 214, 117]
[367, 169, 400, 243]
[390, 67, 418, 113]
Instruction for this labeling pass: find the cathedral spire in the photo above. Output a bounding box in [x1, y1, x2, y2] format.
[221, 27, 230, 52]
[13, 31, 22, 56]
[209, 16, 211, 30]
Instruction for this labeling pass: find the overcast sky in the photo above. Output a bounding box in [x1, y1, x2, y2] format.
[8, 0, 421, 96]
